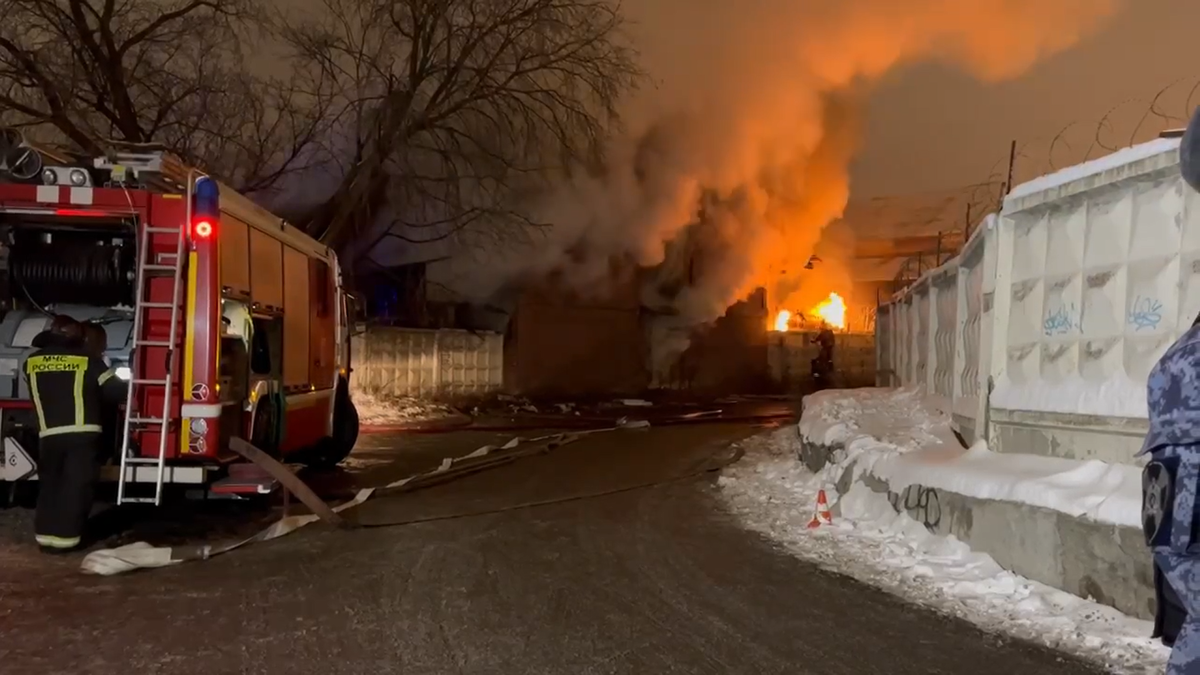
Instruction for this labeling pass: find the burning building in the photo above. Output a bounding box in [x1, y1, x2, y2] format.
[773, 291, 848, 333]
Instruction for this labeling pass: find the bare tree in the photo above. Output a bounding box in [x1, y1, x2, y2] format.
[0, 0, 329, 192]
[277, 0, 642, 257]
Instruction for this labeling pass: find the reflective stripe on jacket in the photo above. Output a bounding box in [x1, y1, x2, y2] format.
[23, 333, 124, 438]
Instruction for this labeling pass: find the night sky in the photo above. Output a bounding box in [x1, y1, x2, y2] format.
[852, 0, 1200, 198]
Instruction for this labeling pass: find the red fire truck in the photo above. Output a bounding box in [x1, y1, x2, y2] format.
[0, 132, 359, 505]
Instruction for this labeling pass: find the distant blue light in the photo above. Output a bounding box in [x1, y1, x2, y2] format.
[371, 283, 400, 319]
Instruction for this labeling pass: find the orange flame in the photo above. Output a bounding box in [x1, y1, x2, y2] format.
[812, 292, 846, 329]
[774, 310, 791, 332]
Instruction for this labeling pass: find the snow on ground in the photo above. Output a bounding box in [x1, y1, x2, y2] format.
[799, 387, 1142, 528]
[717, 428, 1169, 674]
[353, 390, 455, 425]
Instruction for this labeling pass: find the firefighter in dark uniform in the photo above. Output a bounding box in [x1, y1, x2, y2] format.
[23, 315, 126, 553]
[81, 321, 122, 465]
[811, 321, 836, 389]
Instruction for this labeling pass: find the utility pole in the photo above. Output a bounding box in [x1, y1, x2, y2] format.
[1005, 139, 1017, 196]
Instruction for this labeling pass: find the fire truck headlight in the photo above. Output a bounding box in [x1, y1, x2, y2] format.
[114, 366, 131, 381]
[69, 169, 88, 187]
[41, 168, 57, 185]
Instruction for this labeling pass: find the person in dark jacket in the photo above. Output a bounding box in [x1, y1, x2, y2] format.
[81, 321, 123, 465]
[22, 315, 125, 553]
[1142, 325, 1200, 673]
[1143, 107, 1200, 669]
[1181, 104, 1200, 194]
[811, 322, 836, 388]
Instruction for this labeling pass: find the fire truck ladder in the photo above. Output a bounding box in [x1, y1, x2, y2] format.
[115, 167, 196, 506]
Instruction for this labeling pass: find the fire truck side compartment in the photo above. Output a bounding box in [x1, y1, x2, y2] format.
[6, 225, 136, 307]
[0, 214, 141, 469]
[308, 258, 336, 388]
[248, 227, 283, 309]
[219, 213, 251, 299]
[282, 245, 310, 388]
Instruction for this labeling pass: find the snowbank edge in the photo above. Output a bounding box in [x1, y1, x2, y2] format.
[800, 435, 1155, 622]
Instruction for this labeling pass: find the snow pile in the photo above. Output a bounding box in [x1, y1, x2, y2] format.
[490, 394, 542, 415]
[353, 391, 455, 425]
[799, 387, 1143, 528]
[619, 399, 654, 407]
[883, 442, 1143, 528]
[991, 373, 1148, 419]
[799, 387, 952, 450]
[717, 429, 1168, 674]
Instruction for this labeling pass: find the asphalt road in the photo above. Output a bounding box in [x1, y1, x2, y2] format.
[0, 422, 1109, 675]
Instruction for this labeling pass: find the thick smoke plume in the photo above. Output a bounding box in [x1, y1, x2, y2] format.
[448, 0, 1118, 324]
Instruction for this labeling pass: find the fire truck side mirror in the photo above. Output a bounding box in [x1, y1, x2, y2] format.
[343, 292, 367, 336]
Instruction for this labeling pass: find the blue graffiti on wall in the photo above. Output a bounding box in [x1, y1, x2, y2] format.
[1043, 303, 1079, 336]
[1127, 296, 1164, 331]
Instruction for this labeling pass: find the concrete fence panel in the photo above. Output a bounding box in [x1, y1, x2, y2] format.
[350, 326, 503, 399]
[913, 281, 932, 391]
[876, 304, 894, 386]
[871, 212, 990, 445]
[932, 260, 960, 409]
[878, 138, 1191, 463]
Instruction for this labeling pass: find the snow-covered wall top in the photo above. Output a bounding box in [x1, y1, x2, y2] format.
[1004, 137, 1180, 210]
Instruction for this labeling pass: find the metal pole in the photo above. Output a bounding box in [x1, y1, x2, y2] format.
[1005, 139, 1016, 196]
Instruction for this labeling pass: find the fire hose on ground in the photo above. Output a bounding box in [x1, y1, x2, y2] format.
[360, 410, 795, 435]
[79, 411, 784, 576]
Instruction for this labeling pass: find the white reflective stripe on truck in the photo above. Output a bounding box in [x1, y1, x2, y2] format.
[180, 403, 222, 418]
[32, 185, 94, 204]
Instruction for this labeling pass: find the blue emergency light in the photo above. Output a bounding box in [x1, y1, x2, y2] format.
[191, 176, 220, 239]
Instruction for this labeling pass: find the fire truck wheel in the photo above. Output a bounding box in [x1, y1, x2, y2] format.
[251, 398, 281, 456]
[305, 389, 359, 471]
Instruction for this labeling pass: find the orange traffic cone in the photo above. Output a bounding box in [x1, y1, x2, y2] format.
[806, 489, 834, 529]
